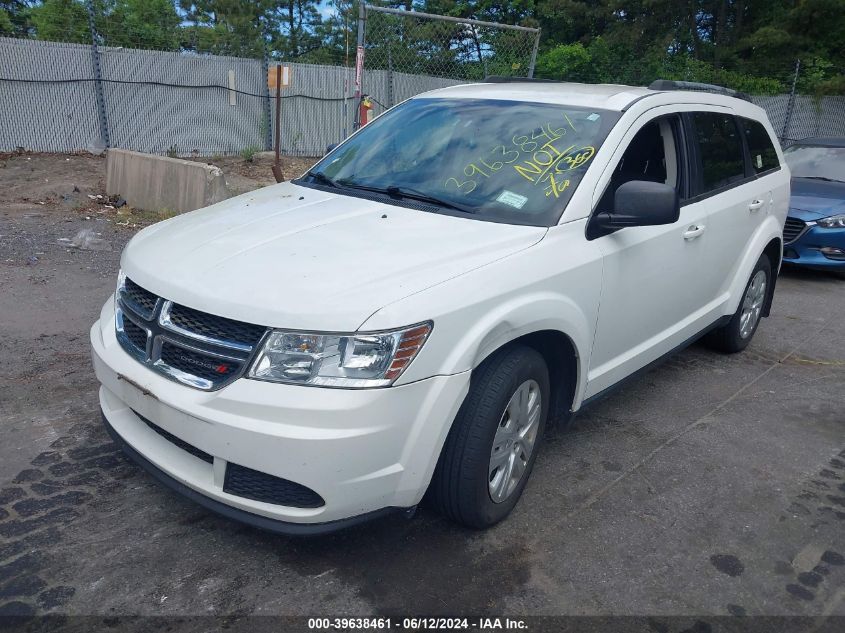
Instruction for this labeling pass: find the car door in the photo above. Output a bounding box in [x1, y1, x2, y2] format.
[682, 111, 767, 310]
[584, 109, 714, 399]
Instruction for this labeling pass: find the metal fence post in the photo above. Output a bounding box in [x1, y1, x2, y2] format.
[781, 59, 800, 143]
[85, 0, 109, 148]
[361, 4, 541, 86]
[387, 45, 394, 108]
[528, 28, 541, 78]
[354, 2, 366, 129]
[261, 46, 273, 151]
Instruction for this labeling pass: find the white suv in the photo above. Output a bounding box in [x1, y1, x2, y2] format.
[91, 80, 789, 533]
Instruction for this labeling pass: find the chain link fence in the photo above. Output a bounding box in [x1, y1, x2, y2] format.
[358, 4, 540, 109]
[1, 3, 844, 157]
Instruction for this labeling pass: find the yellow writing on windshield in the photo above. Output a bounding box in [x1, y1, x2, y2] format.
[443, 114, 592, 198]
[514, 145, 596, 197]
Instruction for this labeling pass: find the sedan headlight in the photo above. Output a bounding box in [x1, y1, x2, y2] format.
[818, 214, 845, 228]
[248, 322, 432, 388]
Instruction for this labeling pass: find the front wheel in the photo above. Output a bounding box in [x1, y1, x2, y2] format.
[429, 345, 549, 529]
[704, 253, 771, 353]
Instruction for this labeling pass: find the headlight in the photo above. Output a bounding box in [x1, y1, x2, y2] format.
[248, 322, 432, 388]
[114, 269, 126, 309]
[818, 214, 845, 228]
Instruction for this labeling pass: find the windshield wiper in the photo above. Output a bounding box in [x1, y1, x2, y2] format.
[798, 176, 844, 183]
[305, 170, 341, 188]
[387, 186, 478, 215]
[336, 180, 477, 215]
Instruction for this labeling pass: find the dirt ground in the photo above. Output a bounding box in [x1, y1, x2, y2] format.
[192, 153, 317, 196]
[1, 154, 844, 625]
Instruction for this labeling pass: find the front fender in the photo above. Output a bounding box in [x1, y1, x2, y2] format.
[437, 291, 592, 401]
[362, 221, 603, 408]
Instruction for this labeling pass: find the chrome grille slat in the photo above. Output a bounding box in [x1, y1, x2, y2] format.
[158, 301, 255, 352]
[115, 278, 268, 391]
[783, 217, 807, 245]
[120, 278, 159, 320]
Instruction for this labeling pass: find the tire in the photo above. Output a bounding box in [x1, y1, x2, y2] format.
[429, 345, 550, 529]
[704, 253, 771, 353]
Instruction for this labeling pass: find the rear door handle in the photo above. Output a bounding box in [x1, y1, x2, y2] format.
[748, 199, 765, 212]
[683, 224, 706, 241]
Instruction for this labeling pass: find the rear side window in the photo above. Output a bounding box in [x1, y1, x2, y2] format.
[691, 112, 746, 192]
[740, 118, 780, 174]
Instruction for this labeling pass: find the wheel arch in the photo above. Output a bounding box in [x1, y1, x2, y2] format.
[507, 330, 579, 426]
[725, 220, 783, 317]
[472, 328, 581, 427]
[761, 236, 782, 318]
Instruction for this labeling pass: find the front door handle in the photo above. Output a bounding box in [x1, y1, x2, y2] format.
[748, 199, 765, 212]
[683, 224, 706, 241]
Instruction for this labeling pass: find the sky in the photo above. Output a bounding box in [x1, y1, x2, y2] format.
[319, 1, 338, 20]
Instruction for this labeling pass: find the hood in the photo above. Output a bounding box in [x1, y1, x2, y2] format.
[789, 177, 845, 221]
[122, 181, 546, 331]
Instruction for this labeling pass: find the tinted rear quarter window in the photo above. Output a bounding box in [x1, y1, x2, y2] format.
[740, 118, 780, 174]
[692, 113, 746, 192]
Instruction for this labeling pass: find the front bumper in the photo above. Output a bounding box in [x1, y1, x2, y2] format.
[783, 223, 845, 270]
[91, 303, 470, 533]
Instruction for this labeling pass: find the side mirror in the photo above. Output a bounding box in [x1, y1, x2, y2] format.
[588, 180, 680, 239]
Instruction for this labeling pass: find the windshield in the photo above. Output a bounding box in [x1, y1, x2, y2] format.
[302, 98, 620, 226]
[784, 145, 845, 182]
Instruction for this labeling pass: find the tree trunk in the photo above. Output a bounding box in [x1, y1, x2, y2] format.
[715, 0, 728, 67]
[688, 2, 699, 59]
[471, 27, 483, 65]
[287, 1, 295, 55]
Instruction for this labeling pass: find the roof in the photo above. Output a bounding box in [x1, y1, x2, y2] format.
[418, 81, 655, 111]
[789, 137, 845, 148]
[417, 80, 764, 112]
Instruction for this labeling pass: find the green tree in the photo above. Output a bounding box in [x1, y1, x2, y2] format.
[0, 1, 34, 37]
[178, 0, 326, 59]
[103, 0, 181, 50]
[271, 0, 324, 57]
[178, 0, 269, 57]
[30, 0, 89, 44]
[0, 8, 13, 33]
[530, 0, 843, 94]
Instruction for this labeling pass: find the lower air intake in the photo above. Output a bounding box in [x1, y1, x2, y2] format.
[223, 463, 325, 508]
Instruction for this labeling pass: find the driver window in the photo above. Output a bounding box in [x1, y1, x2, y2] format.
[597, 115, 681, 213]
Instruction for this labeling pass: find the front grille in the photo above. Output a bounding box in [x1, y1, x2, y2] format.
[168, 303, 266, 348]
[122, 278, 158, 319]
[224, 463, 325, 508]
[123, 318, 149, 352]
[159, 341, 241, 381]
[783, 217, 807, 244]
[115, 277, 268, 391]
[136, 410, 214, 464]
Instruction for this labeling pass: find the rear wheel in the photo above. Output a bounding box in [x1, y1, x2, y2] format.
[430, 345, 549, 529]
[704, 253, 771, 353]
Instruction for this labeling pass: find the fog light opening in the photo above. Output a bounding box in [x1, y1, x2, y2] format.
[820, 247, 845, 261]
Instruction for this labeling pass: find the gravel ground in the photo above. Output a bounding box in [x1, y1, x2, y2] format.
[1, 154, 844, 624]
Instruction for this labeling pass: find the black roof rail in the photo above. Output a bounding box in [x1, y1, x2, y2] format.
[648, 79, 752, 102]
[483, 75, 559, 83]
